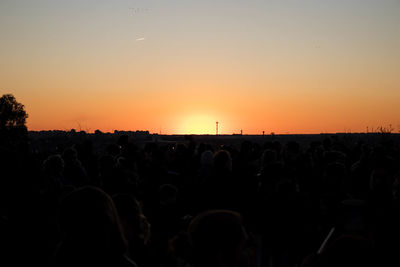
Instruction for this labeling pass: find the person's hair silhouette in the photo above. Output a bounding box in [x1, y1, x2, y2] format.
[188, 210, 249, 267]
[55, 186, 136, 266]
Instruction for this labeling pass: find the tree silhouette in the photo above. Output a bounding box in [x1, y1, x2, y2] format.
[0, 94, 28, 131]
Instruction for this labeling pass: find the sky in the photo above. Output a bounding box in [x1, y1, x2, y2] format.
[1, 0, 400, 134]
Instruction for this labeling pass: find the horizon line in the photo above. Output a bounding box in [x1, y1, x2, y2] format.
[28, 129, 399, 136]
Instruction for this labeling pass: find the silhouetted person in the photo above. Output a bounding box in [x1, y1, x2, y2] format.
[202, 150, 239, 211]
[55, 186, 136, 267]
[62, 147, 87, 187]
[113, 193, 151, 267]
[42, 154, 64, 194]
[188, 210, 250, 267]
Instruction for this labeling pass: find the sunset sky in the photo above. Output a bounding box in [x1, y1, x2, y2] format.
[1, 0, 400, 134]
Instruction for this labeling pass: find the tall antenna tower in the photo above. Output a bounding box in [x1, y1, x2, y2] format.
[216, 121, 219, 135]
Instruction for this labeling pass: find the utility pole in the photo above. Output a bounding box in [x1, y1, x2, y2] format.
[216, 121, 219, 135]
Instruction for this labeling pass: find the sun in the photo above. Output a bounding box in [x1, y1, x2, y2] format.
[178, 114, 219, 135]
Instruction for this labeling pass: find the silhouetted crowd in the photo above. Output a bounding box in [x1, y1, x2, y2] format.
[1, 133, 400, 267]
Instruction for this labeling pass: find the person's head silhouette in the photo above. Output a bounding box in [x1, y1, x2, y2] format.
[188, 210, 249, 267]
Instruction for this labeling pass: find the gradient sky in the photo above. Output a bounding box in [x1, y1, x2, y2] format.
[1, 0, 400, 134]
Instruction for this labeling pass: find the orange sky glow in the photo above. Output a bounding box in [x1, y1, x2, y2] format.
[1, 1, 400, 134]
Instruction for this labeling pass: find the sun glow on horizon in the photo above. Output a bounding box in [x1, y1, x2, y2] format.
[177, 114, 221, 135]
